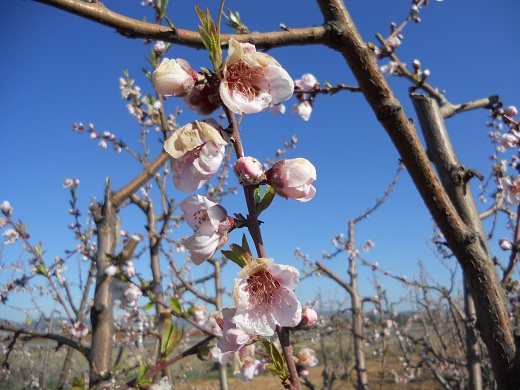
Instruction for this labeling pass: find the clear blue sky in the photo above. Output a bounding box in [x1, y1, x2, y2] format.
[1, 0, 520, 321]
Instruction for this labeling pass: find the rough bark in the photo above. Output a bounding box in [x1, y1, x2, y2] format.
[412, 94, 483, 389]
[89, 179, 118, 389]
[313, 1, 520, 385]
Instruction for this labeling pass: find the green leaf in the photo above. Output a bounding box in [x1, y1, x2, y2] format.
[259, 339, 289, 380]
[143, 301, 155, 311]
[160, 316, 183, 358]
[195, 6, 222, 71]
[257, 185, 276, 213]
[222, 241, 253, 268]
[170, 296, 182, 314]
[254, 187, 262, 204]
[221, 249, 245, 268]
[137, 361, 149, 383]
[241, 234, 252, 256]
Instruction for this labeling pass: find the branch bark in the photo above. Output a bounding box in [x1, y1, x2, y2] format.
[34, 0, 328, 48]
[316, 1, 519, 388]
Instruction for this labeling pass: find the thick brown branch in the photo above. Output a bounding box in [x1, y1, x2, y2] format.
[111, 152, 170, 208]
[35, 0, 328, 49]
[318, 1, 519, 388]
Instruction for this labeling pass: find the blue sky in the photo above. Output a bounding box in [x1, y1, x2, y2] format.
[1, 0, 520, 321]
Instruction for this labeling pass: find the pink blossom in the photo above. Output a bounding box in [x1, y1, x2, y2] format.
[499, 238, 513, 251]
[216, 307, 254, 355]
[234, 156, 265, 186]
[232, 257, 302, 336]
[505, 106, 518, 117]
[124, 261, 135, 278]
[70, 322, 89, 338]
[173, 141, 225, 193]
[387, 36, 401, 50]
[2, 229, 19, 245]
[192, 305, 209, 327]
[219, 38, 294, 115]
[164, 121, 227, 192]
[297, 348, 318, 367]
[291, 100, 313, 121]
[266, 158, 317, 202]
[500, 133, 519, 149]
[181, 195, 233, 265]
[164, 121, 226, 158]
[109, 280, 142, 307]
[294, 306, 318, 330]
[105, 265, 118, 276]
[153, 58, 197, 97]
[499, 177, 520, 205]
[237, 357, 263, 382]
[153, 41, 166, 54]
[63, 178, 74, 188]
[380, 61, 399, 75]
[269, 103, 286, 116]
[294, 74, 318, 91]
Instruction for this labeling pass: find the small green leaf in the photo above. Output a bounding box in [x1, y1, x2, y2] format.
[170, 297, 182, 314]
[195, 6, 222, 71]
[241, 234, 251, 256]
[71, 375, 85, 390]
[222, 241, 253, 268]
[259, 339, 289, 380]
[143, 301, 155, 311]
[160, 316, 183, 358]
[221, 249, 245, 268]
[137, 361, 148, 381]
[254, 187, 262, 204]
[257, 185, 276, 213]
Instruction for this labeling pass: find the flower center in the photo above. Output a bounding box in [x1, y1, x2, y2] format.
[245, 268, 282, 313]
[227, 60, 266, 99]
[192, 209, 209, 231]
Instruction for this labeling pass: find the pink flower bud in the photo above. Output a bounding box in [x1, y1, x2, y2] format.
[266, 158, 317, 202]
[499, 238, 513, 251]
[293, 306, 318, 330]
[234, 157, 266, 185]
[505, 106, 518, 117]
[153, 58, 197, 97]
[387, 36, 401, 50]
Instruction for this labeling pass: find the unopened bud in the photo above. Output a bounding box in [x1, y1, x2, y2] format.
[504, 106, 518, 117]
[499, 238, 513, 251]
[234, 156, 265, 186]
[1, 201, 13, 216]
[293, 306, 318, 331]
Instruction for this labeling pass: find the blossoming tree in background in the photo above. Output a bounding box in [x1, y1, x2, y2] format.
[1, 1, 520, 390]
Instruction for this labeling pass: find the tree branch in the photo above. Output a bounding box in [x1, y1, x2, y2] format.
[0, 322, 90, 358]
[34, 0, 328, 49]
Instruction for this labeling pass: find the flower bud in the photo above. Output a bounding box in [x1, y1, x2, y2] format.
[1, 201, 13, 217]
[234, 156, 266, 185]
[499, 238, 513, 251]
[153, 58, 197, 97]
[266, 158, 317, 202]
[505, 106, 518, 117]
[183, 82, 221, 116]
[293, 306, 318, 330]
